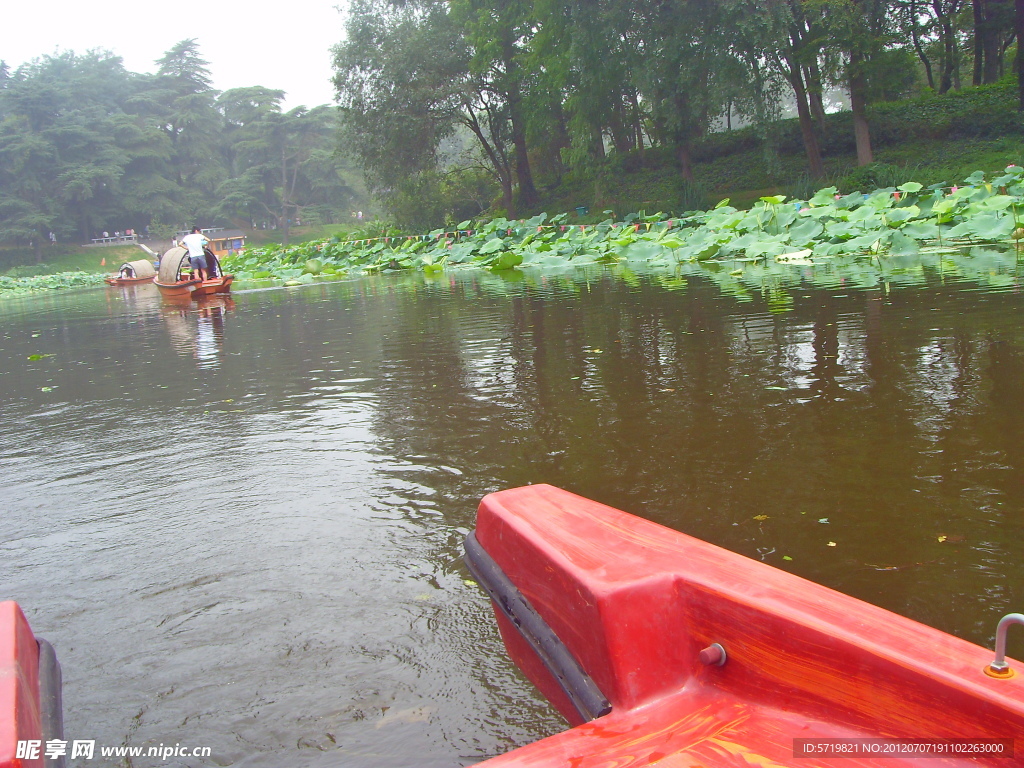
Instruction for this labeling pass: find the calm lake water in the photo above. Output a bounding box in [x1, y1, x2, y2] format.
[2, 257, 1024, 766]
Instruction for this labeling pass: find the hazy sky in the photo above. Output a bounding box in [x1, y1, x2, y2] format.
[4, 0, 348, 109]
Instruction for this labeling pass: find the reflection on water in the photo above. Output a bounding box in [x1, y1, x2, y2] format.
[1, 258, 1024, 766]
[162, 296, 235, 370]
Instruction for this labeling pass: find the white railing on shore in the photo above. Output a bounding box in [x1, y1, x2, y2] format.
[87, 235, 139, 246]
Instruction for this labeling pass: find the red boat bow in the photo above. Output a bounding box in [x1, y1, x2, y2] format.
[468, 485, 1024, 767]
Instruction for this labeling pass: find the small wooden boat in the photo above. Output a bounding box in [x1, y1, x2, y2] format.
[466, 485, 1024, 767]
[154, 246, 233, 299]
[191, 273, 234, 297]
[0, 601, 63, 768]
[103, 258, 156, 286]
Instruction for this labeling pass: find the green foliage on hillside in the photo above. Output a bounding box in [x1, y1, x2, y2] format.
[0, 42, 368, 256]
[334, 0, 1024, 230]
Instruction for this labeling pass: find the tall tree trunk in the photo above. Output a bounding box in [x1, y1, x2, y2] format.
[628, 90, 645, 164]
[280, 148, 291, 246]
[910, 0, 936, 89]
[1018, 0, 1024, 109]
[609, 99, 634, 153]
[849, 53, 874, 166]
[983, 3, 1005, 82]
[672, 91, 695, 182]
[501, 178, 515, 217]
[501, 36, 538, 209]
[940, 14, 957, 93]
[784, 55, 826, 179]
[974, 0, 985, 84]
[677, 142, 695, 182]
[805, 59, 828, 134]
[591, 125, 606, 159]
[464, 103, 516, 216]
[550, 101, 571, 180]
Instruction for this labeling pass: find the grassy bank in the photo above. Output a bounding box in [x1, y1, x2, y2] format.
[536, 136, 1024, 219]
[0, 244, 146, 276]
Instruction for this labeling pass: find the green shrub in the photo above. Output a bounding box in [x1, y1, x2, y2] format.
[676, 179, 710, 212]
[5, 263, 56, 278]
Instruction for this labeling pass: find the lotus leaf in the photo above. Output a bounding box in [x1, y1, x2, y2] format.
[479, 237, 506, 255]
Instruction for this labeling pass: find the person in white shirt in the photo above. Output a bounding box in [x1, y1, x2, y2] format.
[180, 227, 210, 281]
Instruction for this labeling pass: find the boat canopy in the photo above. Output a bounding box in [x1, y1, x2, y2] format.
[118, 259, 156, 278]
[158, 247, 191, 283]
[158, 245, 221, 282]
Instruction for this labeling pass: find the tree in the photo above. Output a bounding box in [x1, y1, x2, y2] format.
[216, 90, 354, 243]
[0, 51, 134, 253]
[152, 40, 224, 222]
[335, 0, 524, 223]
[763, 0, 828, 178]
[452, 0, 540, 208]
[972, 0, 1015, 84]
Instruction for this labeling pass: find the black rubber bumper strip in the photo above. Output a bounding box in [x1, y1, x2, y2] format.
[464, 531, 612, 722]
[38, 638, 66, 768]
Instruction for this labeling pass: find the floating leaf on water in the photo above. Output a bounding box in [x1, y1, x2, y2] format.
[463, 579, 477, 587]
[40, 386, 54, 392]
[753, 514, 769, 521]
[783, 555, 793, 561]
[775, 249, 813, 264]
[827, 541, 837, 547]
[937, 535, 947, 542]
[27, 354, 53, 360]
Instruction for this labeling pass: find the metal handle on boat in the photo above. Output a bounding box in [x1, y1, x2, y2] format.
[985, 613, 1024, 679]
[699, 643, 727, 666]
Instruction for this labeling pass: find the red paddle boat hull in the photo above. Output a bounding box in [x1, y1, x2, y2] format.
[190, 274, 233, 297]
[0, 602, 62, 768]
[467, 485, 1024, 767]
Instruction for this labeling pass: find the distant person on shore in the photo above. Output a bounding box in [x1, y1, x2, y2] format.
[181, 227, 210, 281]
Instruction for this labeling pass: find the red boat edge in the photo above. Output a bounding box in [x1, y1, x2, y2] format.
[466, 484, 1024, 767]
[190, 274, 233, 298]
[103, 276, 154, 286]
[153, 278, 200, 296]
[0, 602, 63, 768]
